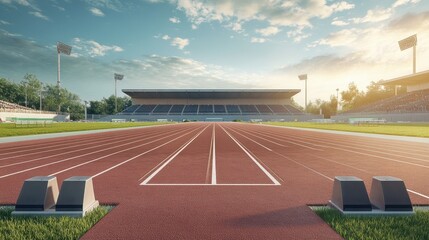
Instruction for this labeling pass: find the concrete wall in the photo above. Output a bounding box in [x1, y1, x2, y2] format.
[332, 112, 429, 122]
[99, 113, 322, 122]
[0, 112, 69, 122]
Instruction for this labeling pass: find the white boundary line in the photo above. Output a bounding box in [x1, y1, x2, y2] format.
[140, 125, 209, 185]
[211, 123, 217, 184]
[144, 183, 279, 186]
[219, 125, 280, 186]
[91, 125, 207, 179]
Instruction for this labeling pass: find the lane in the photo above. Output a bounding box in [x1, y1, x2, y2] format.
[215, 123, 277, 185]
[232, 123, 429, 203]
[147, 123, 213, 184]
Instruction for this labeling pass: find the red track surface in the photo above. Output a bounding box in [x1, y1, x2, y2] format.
[1, 122, 429, 239]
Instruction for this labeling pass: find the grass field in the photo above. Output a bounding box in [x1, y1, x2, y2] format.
[264, 122, 429, 138]
[315, 207, 429, 240]
[0, 206, 111, 240]
[0, 122, 173, 137]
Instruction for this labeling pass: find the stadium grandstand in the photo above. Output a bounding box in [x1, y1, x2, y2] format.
[333, 70, 429, 122]
[106, 89, 321, 122]
[0, 99, 68, 122]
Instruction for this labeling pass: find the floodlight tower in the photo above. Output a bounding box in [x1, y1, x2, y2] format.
[114, 73, 124, 113]
[298, 74, 308, 111]
[336, 88, 339, 112]
[56, 42, 72, 112]
[84, 100, 88, 122]
[398, 34, 417, 74]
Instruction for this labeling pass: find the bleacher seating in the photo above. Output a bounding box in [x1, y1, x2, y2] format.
[239, 105, 259, 114]
[268, 105, 288, 113]
[183, 105, 198, 114]
[226, 105, 241, 114]
[122, 105, 140, 114]
[198, 105, 213, 114]
[134, 105, 156, 114]
[169, 105, 185, 114]
[0, 100, 53, 114]
[255, 105, 273, 114]
[343, 89, 429, 114]
[120, 104, 304, 115]
[214, 105, 226, 113]
[153, 105, 172, 114]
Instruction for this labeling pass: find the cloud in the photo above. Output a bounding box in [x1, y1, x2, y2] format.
[169, 17, 180, 23]
[331, 17, 349, 26]
[174, 0, 355, 29]
[29, 11, 49, 20]
[71, 38, 123, 57]
[0, 29, 261, 101]
[84, 0, 123, 11]
[0, 0, 39, 10]
[0, 20, 10, 25]
[256, 26, 280, 36]
[161, 35, 170, 40]
[90, 7, 105, 16]
[171, 37, 189, 49]
[351, 8, 393, 24]
[287, 27, 310, 42]
[392, 0, 420, 8]
[250, 37, 266, 43]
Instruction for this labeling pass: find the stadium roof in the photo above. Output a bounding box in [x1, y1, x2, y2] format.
[122, 89, 300, 99]
[381, 70, 429, 86]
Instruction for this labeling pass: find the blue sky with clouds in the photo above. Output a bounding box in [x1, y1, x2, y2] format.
[1, 0, 429, 106]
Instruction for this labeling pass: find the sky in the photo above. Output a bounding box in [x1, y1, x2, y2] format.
[1, 0, 429, 107]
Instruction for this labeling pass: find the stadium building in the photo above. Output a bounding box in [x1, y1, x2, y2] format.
[110, 89, 322, 122]
[333, 70, 429, 122]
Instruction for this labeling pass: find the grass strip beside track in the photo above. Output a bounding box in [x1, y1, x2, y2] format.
[315, 207, 429, 240]
[263, 122, 429, 138]
[0, 122, 173, 137]
[0, 206, 111, 240]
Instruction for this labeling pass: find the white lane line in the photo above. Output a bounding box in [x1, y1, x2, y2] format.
[54, 126, 199, 177]
[212, 123, 217, 184]
[219, 125, 280, 186]
[205, 124, 214, 184]
[144, 183, 278, 186]
[0, 127, 192, 179]
[137, 124, 209, 184]
[0, 128, 151, 160]
[0, 127, 186, 169]
[224, 126, 273, 151]
[407, 189, 429, 200]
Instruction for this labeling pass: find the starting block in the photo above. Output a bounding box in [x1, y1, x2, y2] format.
[370, 176, 413, 212]
[12, 176, 98, 217]
[329, 176, 372, 212]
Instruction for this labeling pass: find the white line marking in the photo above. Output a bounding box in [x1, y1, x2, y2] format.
[212, 123, 217, 184]
[0, 128, 192, 179]
[219, 125, 281, 185]
[144, 183, 277, 186]
[224, 126, 273, 151]
[92, 125, 208, 179]
[407, 189, 429, 200]
[140, 125, 210, 185]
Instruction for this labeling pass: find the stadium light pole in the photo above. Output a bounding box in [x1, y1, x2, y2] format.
[398, 34, 417, 74]
[39, 83, 44, 112]
[298, 74, 308, 111]
[336, 88, 339, 112]
[24, 82, 28, 108]
[56, 42, 72, 112]
[84, 100, 88, 122]
[114, 73, 124, 113]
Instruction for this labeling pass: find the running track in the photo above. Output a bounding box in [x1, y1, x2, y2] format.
[0, 122, 428, 239]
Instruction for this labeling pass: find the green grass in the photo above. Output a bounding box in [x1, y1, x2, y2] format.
[315, 207, 429, 240]
[263, 122, 429, 138]
[0, 206, 111, 240]
[0, 122, 173, 137]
